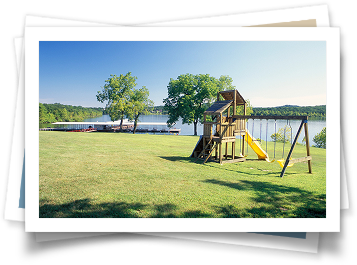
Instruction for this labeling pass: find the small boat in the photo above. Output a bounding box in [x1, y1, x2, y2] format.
[169, 128, 181, 134]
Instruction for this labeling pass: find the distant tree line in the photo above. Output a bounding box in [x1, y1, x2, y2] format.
[252, 105, 326, 118]
[146, 106, 168, 115]
[151, 104, 326, 118]
[39, 103, 103, 123]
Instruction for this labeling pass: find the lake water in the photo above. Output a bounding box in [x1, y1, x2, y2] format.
[84, 114, 326, 145]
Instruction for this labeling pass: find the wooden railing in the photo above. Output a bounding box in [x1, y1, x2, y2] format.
[203, 118, 246, 138]
[203, 123, 213, 136]
[234, 118, 246, 132]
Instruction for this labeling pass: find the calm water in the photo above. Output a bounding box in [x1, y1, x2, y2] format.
[83, 114, 326, 145]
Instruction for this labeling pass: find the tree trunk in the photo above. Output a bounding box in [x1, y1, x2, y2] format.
[194, 120, 198, 136]
[119, 115, 124, 132]
[133, 114, 140, 134]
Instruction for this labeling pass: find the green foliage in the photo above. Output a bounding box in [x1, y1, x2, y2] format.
[147, 106, 168, 115]
[164, 73, 235, 135]
[97, 72, 137, 122]
[271, 126, 292, 143]
[97, 72, 154, 131]
[39, 103, 103, 124]
[126, 86, 155, 133]
[235, 99, 253, 115]
[313, 127, 326, 148]
[253, 105, 326, 118]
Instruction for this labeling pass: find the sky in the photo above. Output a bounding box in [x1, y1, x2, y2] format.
[39, 41, 326, 108]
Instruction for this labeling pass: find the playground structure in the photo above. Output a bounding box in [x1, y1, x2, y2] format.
[191, 90, 312, 178]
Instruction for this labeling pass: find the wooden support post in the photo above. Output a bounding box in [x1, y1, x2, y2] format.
[280, 120, 305, 178]
[219, 114, 223, 136]
[225, 142, 228, 159]
[241, 103, 247, 156]
[203, 137, 206, 157]
[219, 142, 222, 164]
[304, 121, 312, 173]
[233, 90, 236, 115]
[232, 142, 235, 159]
[215, 144, 218, 160]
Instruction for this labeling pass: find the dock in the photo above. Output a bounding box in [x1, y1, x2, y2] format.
[40, 120, 181, 134]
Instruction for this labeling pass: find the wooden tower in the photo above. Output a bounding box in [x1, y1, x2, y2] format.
[191, 90, 247, 164]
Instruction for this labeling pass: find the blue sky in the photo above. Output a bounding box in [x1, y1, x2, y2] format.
[39, 41, 326, 108]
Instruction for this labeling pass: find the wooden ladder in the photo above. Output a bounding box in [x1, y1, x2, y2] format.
[195, 139, 218, 164]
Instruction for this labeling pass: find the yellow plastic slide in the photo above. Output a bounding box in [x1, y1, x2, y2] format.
[244, 130, 272, 162]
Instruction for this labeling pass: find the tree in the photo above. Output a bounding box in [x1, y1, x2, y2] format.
[39, 103, 56, 123]
[60, 108, 69, 121]
[235, 99, 253, 115]
[39, 103, 49, 123]
[271, 126, 292, 143]
[97, 72, 137, 131]
[126, 86, 154, 134]
[313, 127, 326, 148]
[163, 74, 235, 135]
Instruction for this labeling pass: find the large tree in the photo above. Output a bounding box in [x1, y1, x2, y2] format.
[96, 72, 137, 131]
[126, 86, 154, 134]
[163, 74, 235, 135]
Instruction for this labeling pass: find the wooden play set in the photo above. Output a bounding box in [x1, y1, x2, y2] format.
[191, 89, 312, 178]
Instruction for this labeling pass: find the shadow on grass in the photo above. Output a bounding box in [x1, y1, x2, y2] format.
[159, 156, 293, 178]
[39, 199, 211, 218]
[159, 156, 194, 163]
[202, 161, 289, 178]
[40, 179, 325, 218]
[202, 179, 326, 218]
[39, 199, 147, 218]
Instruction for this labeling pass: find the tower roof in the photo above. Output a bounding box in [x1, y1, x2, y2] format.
[219, 90, 246, 105]
[204, 100, 233, 115]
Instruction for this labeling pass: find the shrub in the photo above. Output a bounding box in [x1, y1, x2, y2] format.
[313, 127, 326, 148]
[270, 126, 292, 143]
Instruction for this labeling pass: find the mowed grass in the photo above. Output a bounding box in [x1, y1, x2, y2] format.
[39, 131, 326, 218]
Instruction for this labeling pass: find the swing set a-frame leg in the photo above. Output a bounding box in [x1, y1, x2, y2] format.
[280, 119, 311, 178]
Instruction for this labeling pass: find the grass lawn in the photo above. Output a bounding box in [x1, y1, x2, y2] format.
[39, 131, 326, 218]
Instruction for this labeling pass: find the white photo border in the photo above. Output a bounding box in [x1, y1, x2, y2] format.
[25, 27, 340, 232]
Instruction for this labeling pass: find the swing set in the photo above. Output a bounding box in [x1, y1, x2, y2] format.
[235, 115, 312, 177]
[191, 90, 312, 178]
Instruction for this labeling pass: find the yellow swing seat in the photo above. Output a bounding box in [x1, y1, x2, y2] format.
[277, 159, 294, 168]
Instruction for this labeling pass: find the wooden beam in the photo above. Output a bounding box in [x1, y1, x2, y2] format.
[195, 138, 211, 162]
[221, 157, 246, 164]
[221, 137, 237, 143]
[215, 144, 218, 160]
[304, 122, 312, 173]
[241, 103, 247, 156]
[233, 90, 236, 115]
[203, 142, 217, 164]
[232, 142, 235, 161]
[290, 156, 312, 163]
[232, 115, 309, 120]
[280, 120, 305, 178]
[219, 143, 222, 164]
[225, 142, 228, 159]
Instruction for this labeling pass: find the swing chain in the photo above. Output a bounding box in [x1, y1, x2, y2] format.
[274, 119, 277, 159]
